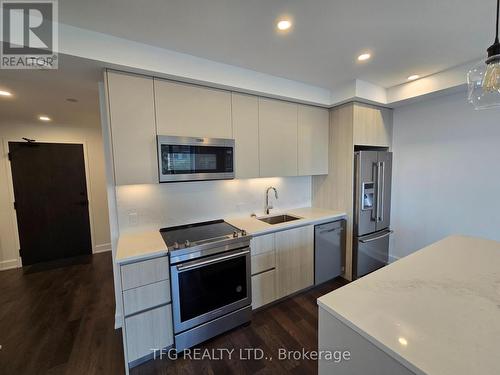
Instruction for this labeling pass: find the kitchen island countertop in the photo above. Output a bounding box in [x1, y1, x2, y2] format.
[318, 235, 500, 375]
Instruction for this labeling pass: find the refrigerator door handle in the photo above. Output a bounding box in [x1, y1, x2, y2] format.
[379, 161, 385, 222]
[375, 162, 381, 222]
[372, 162, 379, 222]
[359, 230, 393, 243]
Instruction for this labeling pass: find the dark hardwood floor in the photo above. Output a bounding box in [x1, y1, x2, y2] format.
[0, 252, 347, 375]
[0, 252, 124, 375]
[132, 278, 347, 375]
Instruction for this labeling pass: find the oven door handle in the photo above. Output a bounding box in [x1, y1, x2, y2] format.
[176, 249, 250, 272]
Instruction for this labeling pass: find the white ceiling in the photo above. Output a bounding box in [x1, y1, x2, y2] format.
[0, 55, 102, 127]
[59, 0, 495, 90]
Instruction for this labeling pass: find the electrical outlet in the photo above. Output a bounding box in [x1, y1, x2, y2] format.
[128, 211, 139, 226]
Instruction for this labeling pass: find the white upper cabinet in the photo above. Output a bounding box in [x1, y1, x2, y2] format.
[298, 105, 329, 175]
[154, 79, 232, 139]
[106, 71, 158, 185]
[258, 98, 298, 177]
[352, 103, 393, 148]
[231, 93, 260, 178]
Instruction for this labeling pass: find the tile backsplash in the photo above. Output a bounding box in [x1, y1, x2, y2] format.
[116, 176, 312, 232]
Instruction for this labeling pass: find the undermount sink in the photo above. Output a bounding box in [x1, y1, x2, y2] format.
[257, 214, 302, 225]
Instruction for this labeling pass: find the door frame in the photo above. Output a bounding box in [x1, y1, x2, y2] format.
[3, 137, 97, 267]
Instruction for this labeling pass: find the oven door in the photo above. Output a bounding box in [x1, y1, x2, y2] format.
[157, 135, 234, 182]
[170, 247, 251, 334]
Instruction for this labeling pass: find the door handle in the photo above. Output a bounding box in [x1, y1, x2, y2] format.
[371, 162, 378, 222]
[375, 162, 381, 222]
[318, 228, 342, 234]
[359, 230, 393, 243]
[379, 161, 385, 222]
[176, 249, 250, 272]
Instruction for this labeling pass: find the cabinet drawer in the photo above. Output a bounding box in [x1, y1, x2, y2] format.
[250, 233, 275, 256]
[251, 252, 275, 275]
[125, 304, 174, 363]
[121, 256, 169, 291]
[123, 280, 171, 317]
[251, 269, 276, 309]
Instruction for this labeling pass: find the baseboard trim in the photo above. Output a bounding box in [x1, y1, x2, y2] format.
[388, 254, 401, 263]
[0, 259, 19, 271]
[115, 311, 123, 329]
[94, 243, 112, 254]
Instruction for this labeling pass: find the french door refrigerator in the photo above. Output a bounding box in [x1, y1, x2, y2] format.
[353, 151, 393, 279]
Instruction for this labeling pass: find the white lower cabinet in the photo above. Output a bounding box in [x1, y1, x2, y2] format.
[250, 226, 315, 308]
[251, 269, 276, 309]
[120, 255, 174, 367]
[125, 304, 174, 363]
[275, 225, 314, 299]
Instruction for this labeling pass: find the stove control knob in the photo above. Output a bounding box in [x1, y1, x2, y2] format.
[184, 240, 190, 247]
[241, 230, 247, 236]
[173, 242, 180, 250]
[233, 231, 238, 238]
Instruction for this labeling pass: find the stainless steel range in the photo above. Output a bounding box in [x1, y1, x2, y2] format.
[160, 220, 252, 351]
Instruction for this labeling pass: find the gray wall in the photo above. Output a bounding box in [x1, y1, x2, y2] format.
[390, 91, 500, 260]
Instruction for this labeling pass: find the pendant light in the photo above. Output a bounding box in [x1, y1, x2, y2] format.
[467, 0, 500, 109]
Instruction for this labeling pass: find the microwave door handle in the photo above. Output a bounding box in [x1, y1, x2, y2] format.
[176, 249, 250, 272]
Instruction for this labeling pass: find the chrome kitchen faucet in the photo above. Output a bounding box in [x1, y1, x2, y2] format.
[265, 186, 278, 214]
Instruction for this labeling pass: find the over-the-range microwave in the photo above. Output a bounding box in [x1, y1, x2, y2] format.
[157, 135, 235, 182]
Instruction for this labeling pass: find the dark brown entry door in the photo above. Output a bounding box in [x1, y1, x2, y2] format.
[8, 142, 92, 266]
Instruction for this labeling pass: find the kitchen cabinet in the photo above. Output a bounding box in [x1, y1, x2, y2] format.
[275, 225, 314, 298]
[250, 233, 276, 309]
[298, 105, 329, 175]
[353, 103, 393, 147]
[250, 233, 276, 275]
[251, 269, 276, 309]
[154, 79, 232, 138]
[122, 280, 171, 316]
[258, 98, 298, 177]
[121, 256, 169, 290]
[106, 71, 157, 185]
[119, 255, 173, 367]
[231, 93, 260, 178]
[125, 304, 174, 363]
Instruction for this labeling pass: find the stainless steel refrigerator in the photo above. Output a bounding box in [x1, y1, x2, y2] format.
[353, 150, 393, 279]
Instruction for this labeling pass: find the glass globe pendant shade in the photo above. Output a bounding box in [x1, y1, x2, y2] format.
[467, 55, 500, 110]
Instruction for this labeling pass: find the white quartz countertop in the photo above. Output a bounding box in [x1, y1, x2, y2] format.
[226, 207, 346, 236]
[116, 231, 168, 264]
[115, 207, 346, 264]
[317, 235, 500, 375]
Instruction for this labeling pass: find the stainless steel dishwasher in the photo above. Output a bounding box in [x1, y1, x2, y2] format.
[315, 220, 345, 285]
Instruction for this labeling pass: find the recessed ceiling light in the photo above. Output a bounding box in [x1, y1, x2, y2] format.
[277, 19, 292, 31]
[0, 90, 12, 97]
[357, 53, 371, 61]
[398, 337, 408, 346]
[38, 115, 51, 122]
[407, 75, 420, 81]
